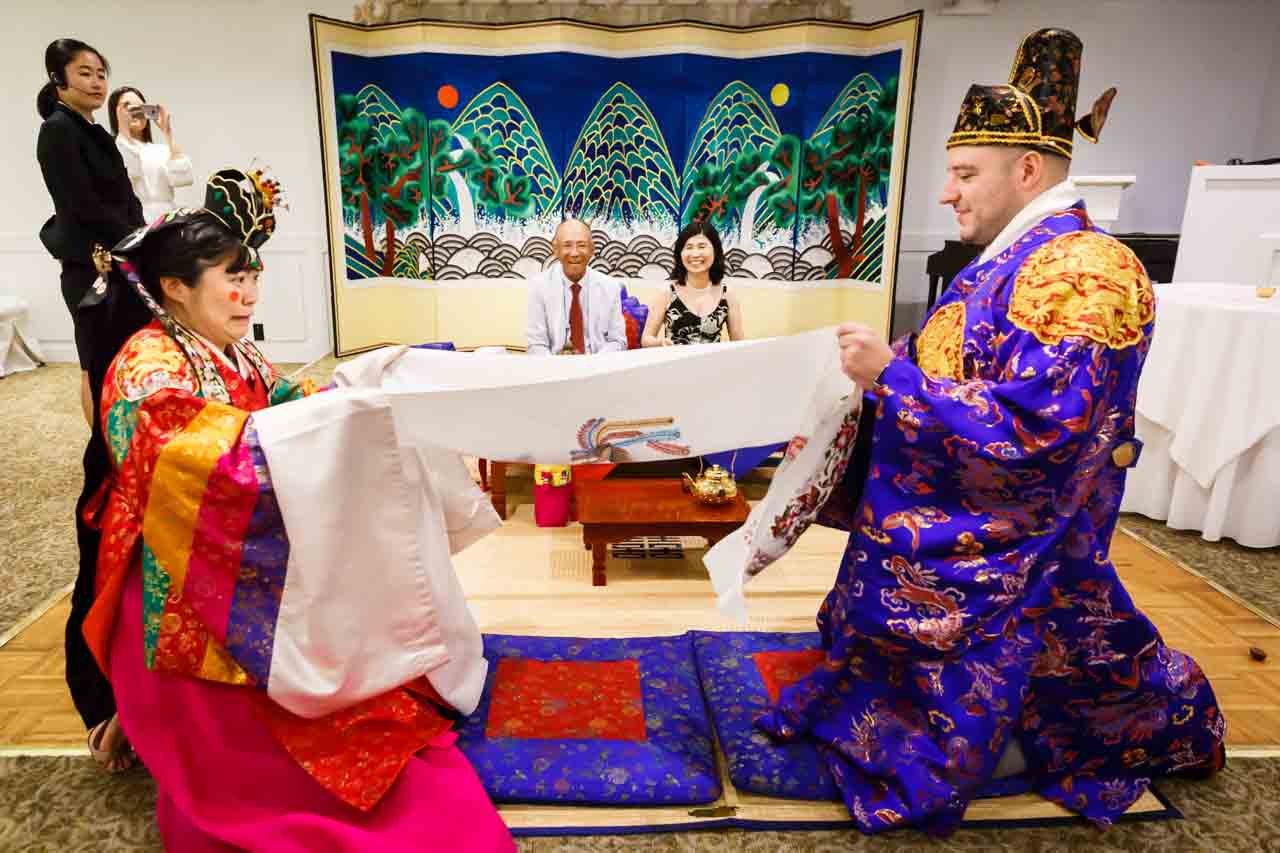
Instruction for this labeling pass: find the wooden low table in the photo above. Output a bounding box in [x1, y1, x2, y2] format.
[479, 460, 509, 519]
[575, 478, 750, 586]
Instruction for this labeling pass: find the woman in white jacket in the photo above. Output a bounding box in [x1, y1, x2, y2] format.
[108, 86, 193, 223]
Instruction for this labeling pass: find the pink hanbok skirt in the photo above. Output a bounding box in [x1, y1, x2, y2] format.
[110, 566, 514, 851]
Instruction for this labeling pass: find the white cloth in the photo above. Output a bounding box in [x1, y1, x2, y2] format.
[705, 371, 859, 621]
[0, 292, 44, 377]
[1123, 414, 1280, 548]
[251, 387, 498, 718]
[526, 263, 627, 355]
[1120, 283, 1280, 547]
[116, 136, 194, 223]
[344, 329, 846, 463]
[251, 330, 847, 717]
[976, 179, 1083, 265]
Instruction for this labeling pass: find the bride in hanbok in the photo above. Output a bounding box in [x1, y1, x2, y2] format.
[80, 167, 513, 851]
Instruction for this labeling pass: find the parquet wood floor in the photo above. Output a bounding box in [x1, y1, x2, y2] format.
[2, 508, 1276, 752]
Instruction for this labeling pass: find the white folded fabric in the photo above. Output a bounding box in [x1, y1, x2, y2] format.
[252, 329, 850, 716]
[252, 387, 494, 717]
[350, 330, 848, 464]
[705, 379, 861, 621]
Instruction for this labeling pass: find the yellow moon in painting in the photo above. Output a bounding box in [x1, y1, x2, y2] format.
[770, 83, 790, 107]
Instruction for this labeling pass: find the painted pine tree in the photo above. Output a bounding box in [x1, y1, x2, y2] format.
[373, 107, 429, 277]
[798, 75, 896, 277]
[336, 94, 381, 265]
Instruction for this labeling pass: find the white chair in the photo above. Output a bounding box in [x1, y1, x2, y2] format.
[0, 292, 45, 377]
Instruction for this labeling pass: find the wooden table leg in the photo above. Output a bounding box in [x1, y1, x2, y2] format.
[591, 541, 608, 586]
[489, 461, 507, 520]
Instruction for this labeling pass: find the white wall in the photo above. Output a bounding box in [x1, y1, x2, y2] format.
[1255, 27, 1280, 161]
[2, 0, 350, 364]
[3, 0, 1276, 357]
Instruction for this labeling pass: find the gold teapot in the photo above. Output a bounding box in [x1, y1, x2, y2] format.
[682, 464, 738, 505]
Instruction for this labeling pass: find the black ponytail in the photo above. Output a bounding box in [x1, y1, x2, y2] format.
[36, 82, 59, 119]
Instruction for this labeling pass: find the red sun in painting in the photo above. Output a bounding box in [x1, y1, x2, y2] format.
[437, 84, 459, 109]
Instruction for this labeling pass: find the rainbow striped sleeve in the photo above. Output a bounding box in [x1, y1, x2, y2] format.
[139, 402, 290, 688]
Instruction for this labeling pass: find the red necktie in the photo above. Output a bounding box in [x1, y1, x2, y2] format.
[569, 283, 585, 354]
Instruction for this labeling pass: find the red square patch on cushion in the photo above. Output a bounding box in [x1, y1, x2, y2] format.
[485, 658, 647, 741]
[753, 649, 826, 703]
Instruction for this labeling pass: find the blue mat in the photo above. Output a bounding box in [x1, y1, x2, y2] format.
[455, 634, 721, 805]
[692, 630, 1042, 802]
[693, 630, 842, 800]
[451, 631, 1178, 835]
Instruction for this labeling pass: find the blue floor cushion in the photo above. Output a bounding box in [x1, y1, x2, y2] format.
[693, 630, 841, 800]
[693, 630, 1037, 802]
[456, 633, 721, 805]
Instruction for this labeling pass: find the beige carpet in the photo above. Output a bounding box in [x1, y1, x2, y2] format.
[1, 754, 1276, 852]
[0, 365, 87, 638]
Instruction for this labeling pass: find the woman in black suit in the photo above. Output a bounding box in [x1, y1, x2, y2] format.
[36, 38, 146, 774]
[36, 38, 145, 424]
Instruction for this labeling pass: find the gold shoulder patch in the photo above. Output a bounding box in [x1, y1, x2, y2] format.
[916, 301, 966, 381]
[1009, 231, 1154, 349]
[114, 329, 197, 402]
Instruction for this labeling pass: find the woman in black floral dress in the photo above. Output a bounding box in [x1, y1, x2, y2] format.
[641, 220, 744, 346]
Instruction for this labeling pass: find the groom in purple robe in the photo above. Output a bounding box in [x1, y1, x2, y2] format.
[756, 28, 1226, 835]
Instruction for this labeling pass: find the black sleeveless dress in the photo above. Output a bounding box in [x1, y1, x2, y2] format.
[664, 284, 729, 345]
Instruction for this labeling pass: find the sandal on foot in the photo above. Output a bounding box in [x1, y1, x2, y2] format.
[87, 717, 138, 774]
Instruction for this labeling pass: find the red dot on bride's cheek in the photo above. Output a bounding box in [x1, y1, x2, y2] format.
[229, 291, 241, 303]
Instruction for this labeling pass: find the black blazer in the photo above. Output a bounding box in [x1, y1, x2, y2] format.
[36, 103, 144, 264]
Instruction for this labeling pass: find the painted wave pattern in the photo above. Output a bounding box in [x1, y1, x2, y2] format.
[348, 216, 883, 284]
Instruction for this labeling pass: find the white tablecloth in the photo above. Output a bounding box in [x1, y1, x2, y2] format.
[1121, 282, 1280, 547]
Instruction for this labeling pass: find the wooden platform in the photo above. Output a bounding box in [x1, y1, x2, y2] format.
[2, 509, 1277, 752]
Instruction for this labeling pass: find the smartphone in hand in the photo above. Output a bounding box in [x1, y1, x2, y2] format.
[131, 104, 163, 121]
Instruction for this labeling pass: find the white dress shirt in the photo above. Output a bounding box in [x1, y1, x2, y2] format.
[526, 262, 628, 355]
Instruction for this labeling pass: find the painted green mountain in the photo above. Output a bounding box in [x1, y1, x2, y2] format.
[811, 73, 884, 145]
[447, 83, 560, 220]
[559, 82, 680, 224]
[681, 82, 781, 203]
[352, 84, 406, 143]
[680, 81, 782, 234]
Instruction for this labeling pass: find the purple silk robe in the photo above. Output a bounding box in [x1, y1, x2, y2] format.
[756, 205, 1226, 835]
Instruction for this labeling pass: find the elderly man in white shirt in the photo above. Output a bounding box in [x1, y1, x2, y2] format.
[526, 219, 627, 355]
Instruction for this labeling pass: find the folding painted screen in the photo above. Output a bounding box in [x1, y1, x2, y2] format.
[310, 14, 922, 355]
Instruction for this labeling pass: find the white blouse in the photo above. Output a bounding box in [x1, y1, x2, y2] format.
[116, 136, 195, 224]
